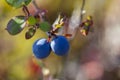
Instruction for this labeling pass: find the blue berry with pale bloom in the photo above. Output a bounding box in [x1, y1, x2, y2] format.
[32, 38, 51, 59]
[50, 36, 70, 56]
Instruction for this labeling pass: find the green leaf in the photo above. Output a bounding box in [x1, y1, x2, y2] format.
[27, 16, 37, 25]
[6, 16, 26, 35]
[5, 0, 32, 8]
[25, 27, 36, 39]
[39, 21, 51, 32]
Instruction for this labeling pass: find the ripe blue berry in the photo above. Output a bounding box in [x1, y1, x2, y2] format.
[32, 38, 51, 59]
[50, 36, 70, 56]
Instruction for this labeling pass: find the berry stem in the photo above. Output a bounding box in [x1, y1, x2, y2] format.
[47, 35, 51, 42]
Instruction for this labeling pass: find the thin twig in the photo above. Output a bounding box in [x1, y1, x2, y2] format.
[80, 0, 86, 22]
[70, 0, 86, 39]
[32, 0, 48, 21]
[22, 5, 30, 17]
[32, 0, 44, 13]
[32, 0, 40, 11]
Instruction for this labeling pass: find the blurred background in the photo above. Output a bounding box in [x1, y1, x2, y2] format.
[0, 0, 120, 80]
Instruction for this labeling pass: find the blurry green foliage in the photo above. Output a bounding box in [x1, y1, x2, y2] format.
[5, 0, 32, 8]
[6, 16, 26, 35]
[39, 21, 51, 32]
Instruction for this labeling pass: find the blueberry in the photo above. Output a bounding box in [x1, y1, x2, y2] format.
[32, 38, 51, 59]
[50, 36, 70, 56]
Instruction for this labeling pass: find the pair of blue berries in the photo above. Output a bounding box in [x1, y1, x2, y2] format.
[32, 35, 70, 59]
